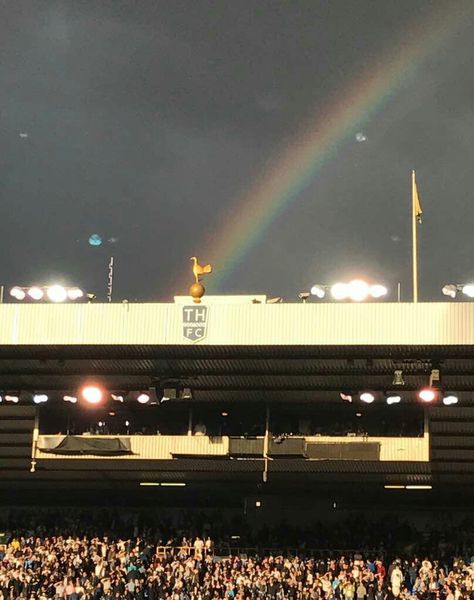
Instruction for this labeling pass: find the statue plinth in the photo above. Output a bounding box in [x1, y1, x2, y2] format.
[189, 282, 205, 304]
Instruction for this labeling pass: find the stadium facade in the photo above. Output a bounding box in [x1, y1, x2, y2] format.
[1, 299, 474, 504]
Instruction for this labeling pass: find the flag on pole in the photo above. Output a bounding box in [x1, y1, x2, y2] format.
[413, 171, 423, 223]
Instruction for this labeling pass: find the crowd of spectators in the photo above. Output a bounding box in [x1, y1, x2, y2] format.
[1, 510, 474, 599]
[1, 534, 474, 600]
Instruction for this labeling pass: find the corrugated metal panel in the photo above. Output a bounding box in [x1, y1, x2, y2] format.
[432, 462, 474, 472]
[306, 442, 380, 460]
[37, 435, 229, 460]
[196, 374, 426, 390]
[0, 433, 32, 445]
[0, 406, 36, 418]
[3, 302, 474, 346]
[430, 407, 474, 419]
[431, 422, 474, 434]
[269, 460, 431, 474]
[229, 438, 264, 455]
[0, 420, 34, 432]
[304, 436, 429, 462]
[432, 449, 474, 461]
[36, 434, 426, 462]
[0, 357, 402, 376]
[431, 436, 474, 448]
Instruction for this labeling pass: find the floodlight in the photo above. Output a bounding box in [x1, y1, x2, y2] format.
[310, 285, 326, 299]
[10, 287, 26, 300]
[462, 284, 474, 298]
[331, 283, 349, 300]
[443, 394, 458, 406]
[81, 385, 103, 404]
[5, 394, 19, 403]
[33, 393, 48, 404]
[392, 370, 405, 386]
[181, 387, 193, 400]
[340, 392, 353, 402]
[442, 284, 458, 298]
[63, 395, 78, 403]
[298, 292, 310, 303]
[360, 391, 375, 404]
[348, 280, 370, 302]
[137, 392, 150, 404]
[369, 284, 388, 299]
[28, 287, 44, 300]
[418, 388, 437, 403]
[46, 285, 68, 303]
[111, 393, 125, 402]
[67, 288, 84, 300]
[386, 394, 401, 405]
[441, 283, 474, 300]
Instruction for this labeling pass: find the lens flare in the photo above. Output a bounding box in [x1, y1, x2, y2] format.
[81, 385, 103, 404]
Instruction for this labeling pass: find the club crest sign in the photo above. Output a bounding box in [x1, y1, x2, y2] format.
[182, 306, 208, 342]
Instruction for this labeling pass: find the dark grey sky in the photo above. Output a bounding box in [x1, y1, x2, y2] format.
[1, 1, 474, 302]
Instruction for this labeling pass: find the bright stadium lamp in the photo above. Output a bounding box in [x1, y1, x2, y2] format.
[28, 286, 44, 301]
[63, 394, 78, 403]
[10, 287, 26, 300]
[137, 392, 151, 404]
[442, 394, 458, 406]
[386, 393, 402, 405]
[347, 280, 370, 302]
[369, 284, 388, 299]
[418, 388, 438, 403]
[47, 285, 68, 303]
[360, 391, 375, 404]
[5, 394, 20, 403]
[310, 280, 388, 302]
[331, 283, 349, 300]
[462, 284, 474, 298]
[33, 393, 48, 404]
[310, 285, 326, 299]
[67, 287, 84, 300]
[9, 285, 87, 303]
[81, 385, 104, 405]
[339, 392, 353, 402]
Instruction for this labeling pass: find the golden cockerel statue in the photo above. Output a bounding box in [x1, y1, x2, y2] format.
[190, 256, 213, 284]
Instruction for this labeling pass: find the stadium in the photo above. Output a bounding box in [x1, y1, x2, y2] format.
[3, 1, 474, 598]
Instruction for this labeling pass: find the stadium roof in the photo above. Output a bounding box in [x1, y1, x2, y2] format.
[1, 301, 474, 398]
[2, 300, 474, 501]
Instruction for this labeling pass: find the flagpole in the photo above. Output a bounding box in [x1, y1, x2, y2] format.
[412, 169, 419, 303]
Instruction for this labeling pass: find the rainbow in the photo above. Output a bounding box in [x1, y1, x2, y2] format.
[174, 3, 470, 294]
